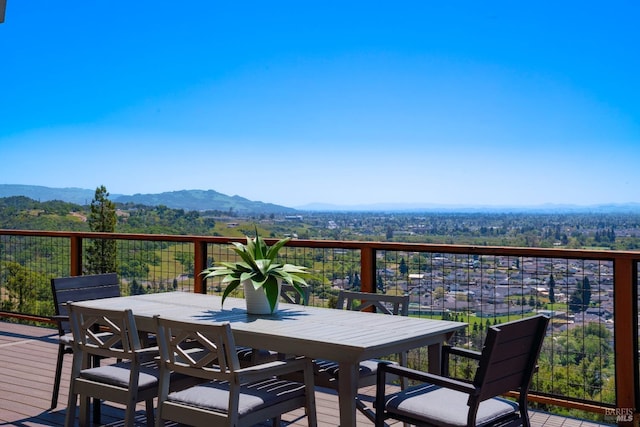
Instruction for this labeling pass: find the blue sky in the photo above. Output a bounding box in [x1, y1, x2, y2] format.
[1, 1, 638, 208]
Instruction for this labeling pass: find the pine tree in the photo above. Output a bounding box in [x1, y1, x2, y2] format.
[399, 257, 408, 276]
[548, 274, 556, 304]
[85, 185, 117, 274]
[583, 276, 591, 307]
[569, 277, 591, 313]
[569, 289, 583, 313]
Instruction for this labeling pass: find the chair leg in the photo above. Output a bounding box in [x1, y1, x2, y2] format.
[51, 343, 66, 409]
[78, 395, 91, 427]
[155, 402, 165, 427]
[90, 355, 101, 424]
[306, 397, 318, 427]
[64, 389, 77, 427]
[124, 398, 137, 427]
[145, 399, 155, 426]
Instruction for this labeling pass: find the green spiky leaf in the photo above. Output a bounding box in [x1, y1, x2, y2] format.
[200, 226, 309, 313]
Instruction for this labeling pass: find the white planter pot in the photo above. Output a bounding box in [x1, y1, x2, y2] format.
[243, 280, 281, 314]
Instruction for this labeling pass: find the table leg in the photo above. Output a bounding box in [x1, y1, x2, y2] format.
[337, 362, 358, 427]
[427, 342, 443, 374]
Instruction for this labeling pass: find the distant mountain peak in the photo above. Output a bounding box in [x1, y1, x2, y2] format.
[0, 184, 296, 214]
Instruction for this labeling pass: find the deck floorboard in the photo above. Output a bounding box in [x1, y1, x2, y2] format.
[0, 321, 612, 426]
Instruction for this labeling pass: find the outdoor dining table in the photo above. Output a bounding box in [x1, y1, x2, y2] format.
[72, 291, 466, 427]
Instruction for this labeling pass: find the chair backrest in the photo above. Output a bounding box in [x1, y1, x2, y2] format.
[280, 284, 310, 305]
[51, 273, 120, 335]
[336, 290, 409, 316]
[474, 315, 549, 402]
[154, 316, 239, 383]
[68, 304, 141, 361]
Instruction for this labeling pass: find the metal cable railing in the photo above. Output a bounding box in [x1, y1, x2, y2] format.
[0, 229, 638, 424]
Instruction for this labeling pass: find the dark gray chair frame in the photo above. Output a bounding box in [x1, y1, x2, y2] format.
[375, 315, 549, 427]
[50, 273, 120, 410]
[335, 290, 409, 315]
[237, 284, 311, 366]
[280, 283, 311, 305]
[154, 315, 318, 427]
[65, 304, 160, 427]
[314, 290, 410, 422]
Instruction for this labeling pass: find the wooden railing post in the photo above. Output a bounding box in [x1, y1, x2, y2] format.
[70, 235, 82, 276]
[613, 256, 638, 426]
[193, 240, 207, 294]
[361, 246, 376, 294]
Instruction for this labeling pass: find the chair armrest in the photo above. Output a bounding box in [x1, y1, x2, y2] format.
[377, 362, 475, 395]
[443, 346, 482, 360]
[134, 346, 161, 363]
[52, 314, 68, 324]
[442, 345, 482, 376]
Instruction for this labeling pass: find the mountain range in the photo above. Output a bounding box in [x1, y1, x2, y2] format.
[1, 184, 639, 214]
[0, 184, 296, 214]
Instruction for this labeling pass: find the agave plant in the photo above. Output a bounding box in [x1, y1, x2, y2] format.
[201, 228, 309, 313]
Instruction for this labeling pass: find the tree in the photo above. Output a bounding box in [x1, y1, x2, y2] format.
[569, 277, 592, 313]
[1, 262, 46, 313]
[582, 276, 591, 308]
[432, 286, 445, 300]
[548, 274, 556, 304]
[569, 289, 583, 313]
[85, 185, 117, 274]
[399, 257, 408, 276]
[129, 279, 147, 295]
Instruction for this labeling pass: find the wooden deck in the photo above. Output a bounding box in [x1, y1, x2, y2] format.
[0, 321, 613, 427]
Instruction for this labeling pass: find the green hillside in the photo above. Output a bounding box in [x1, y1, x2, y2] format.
[0, 185, 296, 214]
